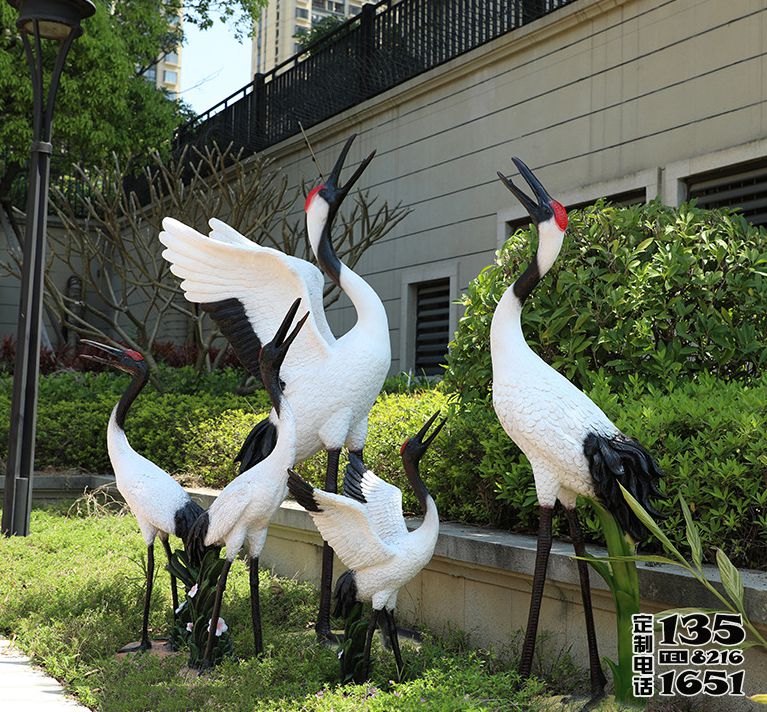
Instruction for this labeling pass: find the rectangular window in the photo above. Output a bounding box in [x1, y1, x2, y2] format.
[413, 278, 450, 376]
[163, 69, 178, 84]
[686, 159, 767, 226]
[296, 7, 309, 18]
[145, 67, 157, 82]
[164, 50, 179, 65]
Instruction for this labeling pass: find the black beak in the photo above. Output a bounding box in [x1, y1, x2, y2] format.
[325, 134, 376, 205]
[497, 157, 553, 224]
[80, 339, 124, 368]
[412, 411, 447, 449]
[261, 298, 310, 374]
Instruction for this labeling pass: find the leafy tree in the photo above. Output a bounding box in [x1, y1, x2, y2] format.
[293, 15, 346, 53]
[0, 0, 264, 212]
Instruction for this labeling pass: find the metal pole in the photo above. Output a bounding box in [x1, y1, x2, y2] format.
[2, 24, 76, 536]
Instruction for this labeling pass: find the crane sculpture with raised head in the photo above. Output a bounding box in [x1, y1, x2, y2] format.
[288, 412, 444, 682]
[81, 340, 206, 653]
[187, 298, 308, 670]
[160, 135, 391, 640]
[490, 158, 664, 709]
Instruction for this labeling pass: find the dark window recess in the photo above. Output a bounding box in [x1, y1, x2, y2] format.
[506, 188, 646, 237]
[687, 159, 767, 226]
[414, 279, 450, 376]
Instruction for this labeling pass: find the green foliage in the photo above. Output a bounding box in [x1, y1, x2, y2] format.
[168, 549, 233, 667]
[445, 200, 767, 400]
[1, 0, 264, 203]
[3, 368, 767, 568]
[0, 509, 544, 711]
[583, 502, 640, 707]
[293, 15, 346, 53]
[447, 371, 767, 569]
[339, 602, 368, 684]
[616, 489, 767, 653]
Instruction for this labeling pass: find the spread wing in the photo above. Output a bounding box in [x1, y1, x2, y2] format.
[160, 217, 334, 382]
[288, 470, 396, 571]
[343, 456, 408, 543]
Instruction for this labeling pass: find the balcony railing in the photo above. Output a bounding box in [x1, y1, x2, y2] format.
[173, 0, 576, 161]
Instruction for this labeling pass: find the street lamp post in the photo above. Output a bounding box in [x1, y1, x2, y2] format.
[2, 0, 95, 536]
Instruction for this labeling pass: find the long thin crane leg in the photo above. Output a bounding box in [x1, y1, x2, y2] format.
[119, 542, 154, 653]
[519, 506, 553, 677]
[382, 609, 405, 681]
[316, 448, 341, 641]
[160, 537, 179, 617]
[199, 558, 233, 672]
[250, 556, 264, 657]
[361, 609, 381, 682]
[564, 508, 607, 708]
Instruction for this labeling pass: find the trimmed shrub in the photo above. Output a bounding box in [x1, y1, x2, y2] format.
[444, 200, 767, 399]
[3, 369, 767, 568]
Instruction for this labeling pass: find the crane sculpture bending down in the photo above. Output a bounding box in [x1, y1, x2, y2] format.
[82, 341, 204, 652]
[160, 135, 390, 640]
[287, 412, 444, 681]
[491, 158, 663, 709]
[187, 299, 308, 670]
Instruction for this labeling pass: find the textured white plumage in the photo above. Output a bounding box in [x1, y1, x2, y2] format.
[159, 208, 390, 460]
[107, 407, 191, 545]
[303, 465, 439, 611]
[491, 218, 619, 508]
[160, 217, 333, 383]
[203, 405, 296, 560]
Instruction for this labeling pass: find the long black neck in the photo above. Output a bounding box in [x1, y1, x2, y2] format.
[316, 219, 342, 287]
[262, 365, 284, 417]
[115, 369, 149, 430]
[403, 459, 429, 514]
[511, 253, 541, 304]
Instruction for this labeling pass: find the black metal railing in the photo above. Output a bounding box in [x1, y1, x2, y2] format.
[174, 0, 576, 160]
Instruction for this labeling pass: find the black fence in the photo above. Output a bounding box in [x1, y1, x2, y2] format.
[174, 0, 576, 159]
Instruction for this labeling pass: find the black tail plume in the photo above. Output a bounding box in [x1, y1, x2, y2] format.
[185, 510, 221, 568]
[235, 417, 278, 473]
[333, 570, 359, 619]
[584, 432, 665, 541]
[175, 498, 204, 554]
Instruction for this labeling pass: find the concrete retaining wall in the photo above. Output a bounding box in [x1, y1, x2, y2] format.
[188, 491, 767, 695]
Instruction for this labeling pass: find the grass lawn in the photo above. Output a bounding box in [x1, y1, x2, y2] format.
[0, 505, 566, 711]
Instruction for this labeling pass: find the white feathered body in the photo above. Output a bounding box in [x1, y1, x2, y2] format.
[491, 282, 619, 510]
[354, 502, 439, 611]
[107, 408, 190, 545]
[300, 463, 439, 611]
[203, 407, 297, 559]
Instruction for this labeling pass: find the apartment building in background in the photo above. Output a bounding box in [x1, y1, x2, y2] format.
[144, 14, 183, 97]
[251, 0, 376, 75]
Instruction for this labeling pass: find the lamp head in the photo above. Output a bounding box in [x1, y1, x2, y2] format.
[8, 0, 95, 41]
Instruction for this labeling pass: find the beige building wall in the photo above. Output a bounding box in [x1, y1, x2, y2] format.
[4, 0, 767, 363]
[252, 0, 767, 375]
[252, 0, 376, 76]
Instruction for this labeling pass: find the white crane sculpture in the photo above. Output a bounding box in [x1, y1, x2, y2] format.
[82, 340, 205, 652]
[287, 412, 444, 680]
[160, 134, 391, 639]
[186, 299, 308, 670]
[490, 158, 664, 709]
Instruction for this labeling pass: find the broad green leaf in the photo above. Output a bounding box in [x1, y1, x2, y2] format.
[715, 549, 745, 613]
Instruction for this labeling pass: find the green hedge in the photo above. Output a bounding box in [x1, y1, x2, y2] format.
[444, 201, 767, 400]
[2, 370, 766, 569]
